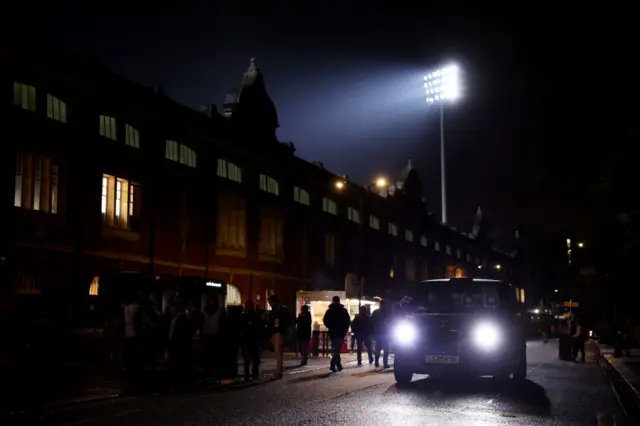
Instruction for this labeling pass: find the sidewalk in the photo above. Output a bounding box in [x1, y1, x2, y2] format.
[2, 351, 360, 415]
[596, 343, 640, 423]
[598, 344, 640, 396]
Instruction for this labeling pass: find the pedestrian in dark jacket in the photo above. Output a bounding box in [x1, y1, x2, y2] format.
[241, 300, 262, 380]
[296, 305, 312, 365]
[323, 296, 351, 372]
[351, 305, 374, 365]
[267, 295, 290, 379]
[371, 299, 391, 369]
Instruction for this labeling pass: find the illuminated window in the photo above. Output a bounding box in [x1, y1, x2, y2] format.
[125, 124, 140, 148]
[405, 230, 414, 242]
[226, 284, 242, 306]
[259, 174, 279, 195]
[388, 223, 398, 236]
[323, 197, 337, 215]
[165, 140, 179, 161]
[259, 210, 283, 257]
[406, 258, 415, 281]
[14, 154, 59, 214]
[347, 207, 360, 223]
[369, 215, 380, 230]
[46, 94, 67, 123]
[99, 115, 117, 140]
[389, 267, 395, 278]
[179, 144, 197, 167]
[325, 234, 336, 266]
[293, 186, 310, 206]
[13, 82, 36, 112]
[420, 236, 427, 247]
[101, 174, 140, 230]
[217, 196, 246, 250]
[217, 159, 242, 183]
[89, 276, 99, 296]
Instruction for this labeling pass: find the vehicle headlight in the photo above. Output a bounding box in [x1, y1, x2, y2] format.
[472, 321, 501, 350]
[393, 321, 418, 345]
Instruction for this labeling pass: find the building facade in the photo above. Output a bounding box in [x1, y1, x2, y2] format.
[0, 44, 513, 313]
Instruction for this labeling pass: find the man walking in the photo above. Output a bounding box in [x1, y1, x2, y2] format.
[296, 305, 312, 366]
[267, 295, 290, 379]
[351, 305, 374, 365]
[371, 299, 391, 369]
[323, 296, 351, 372]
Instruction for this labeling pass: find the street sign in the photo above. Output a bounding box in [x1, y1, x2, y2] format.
[563, 301, 579, 308]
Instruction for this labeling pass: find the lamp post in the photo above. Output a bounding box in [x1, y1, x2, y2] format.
[424, 64, 461, 225]
[335, 176, 389, 308]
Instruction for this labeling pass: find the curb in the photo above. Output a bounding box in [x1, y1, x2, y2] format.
[595, 343, 640, 424]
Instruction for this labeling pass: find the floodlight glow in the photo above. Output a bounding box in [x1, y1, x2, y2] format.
[424, 63, 461, 103]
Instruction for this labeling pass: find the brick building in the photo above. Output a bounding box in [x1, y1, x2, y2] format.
[0, 43, 513, 313]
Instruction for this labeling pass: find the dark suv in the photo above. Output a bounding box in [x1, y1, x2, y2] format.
[392, 278, 527, 386]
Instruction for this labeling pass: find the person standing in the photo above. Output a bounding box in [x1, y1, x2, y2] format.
[241, 300, 262, 380]
[351, 305, 374, 365]
[202, 297, 224, 379]
[572, 318, 586, 363]
[267, 295, 290, 379]
[371, 299, 391, 369]
[323, 296, 351, 372]
[296, 305, 312, 366]
[123, 292, 142, 383]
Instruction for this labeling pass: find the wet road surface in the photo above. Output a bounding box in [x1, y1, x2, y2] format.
[33, 340, 625, 425]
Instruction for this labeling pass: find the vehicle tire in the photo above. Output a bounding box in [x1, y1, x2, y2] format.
[394, 366, 413, 387]
[513, 350, 527, 380]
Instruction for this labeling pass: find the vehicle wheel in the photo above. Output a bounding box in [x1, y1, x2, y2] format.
[513, 351, 527, 380]
[394, 366, 413, 387]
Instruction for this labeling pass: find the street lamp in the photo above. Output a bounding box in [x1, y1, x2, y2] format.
[334, 176, 389, 307]
[424, 63, 461, 224]
[577, 242, 585, 248]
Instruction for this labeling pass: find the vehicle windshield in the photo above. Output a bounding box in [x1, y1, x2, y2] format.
[400, 280, 514, 313]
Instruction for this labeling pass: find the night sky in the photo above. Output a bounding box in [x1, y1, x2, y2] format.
[18, 3, 639, 245]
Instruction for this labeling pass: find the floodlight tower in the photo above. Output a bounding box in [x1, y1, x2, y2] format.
[424, 64, 461, 225]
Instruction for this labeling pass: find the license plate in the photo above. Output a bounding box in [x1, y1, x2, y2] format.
[426, 355, 460, 364]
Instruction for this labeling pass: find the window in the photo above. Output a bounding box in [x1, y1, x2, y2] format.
[99, 115, 117, 140]
[259, 174, 279, 195]
[390, 267, 395, 278]
[476, 256, 481, 265]
[46, 94, 67, 123]
[89, 276, 99, 296]
[259, 210, 283, 257]
[466, 253, 472, 263]
[125, 124, 140, 148]
[179, 144, 197, 168]
[420, 236, 427, 247]
[226, 284, 242, 306]
[347, 207, 360, 223]
[388, 223, 398, 236]
[14, 154, 59, 214]
[13, 82, 36, 112]
[217, 159, 242, 183]
[369, 215, 380, 230]
[406, 258, 415, 281]
[421, 261, 429, 280]
[293, 186, 310, 206]
[435, 240, 441, 252]
[456, 248, 462, 259]
[325, 234, 336, 266]
[323, 197, 337, 215]
[165, 140, 179, 161]
[446, 245, 452, 255]
[217, 196, 247, 251]
[101, 174, 140, 230]
[405, 229, 414, 242]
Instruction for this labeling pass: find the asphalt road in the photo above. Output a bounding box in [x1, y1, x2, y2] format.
[35, 340, 625, 425]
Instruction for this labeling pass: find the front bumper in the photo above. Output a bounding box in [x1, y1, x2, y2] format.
[394, 341, 524, 376]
